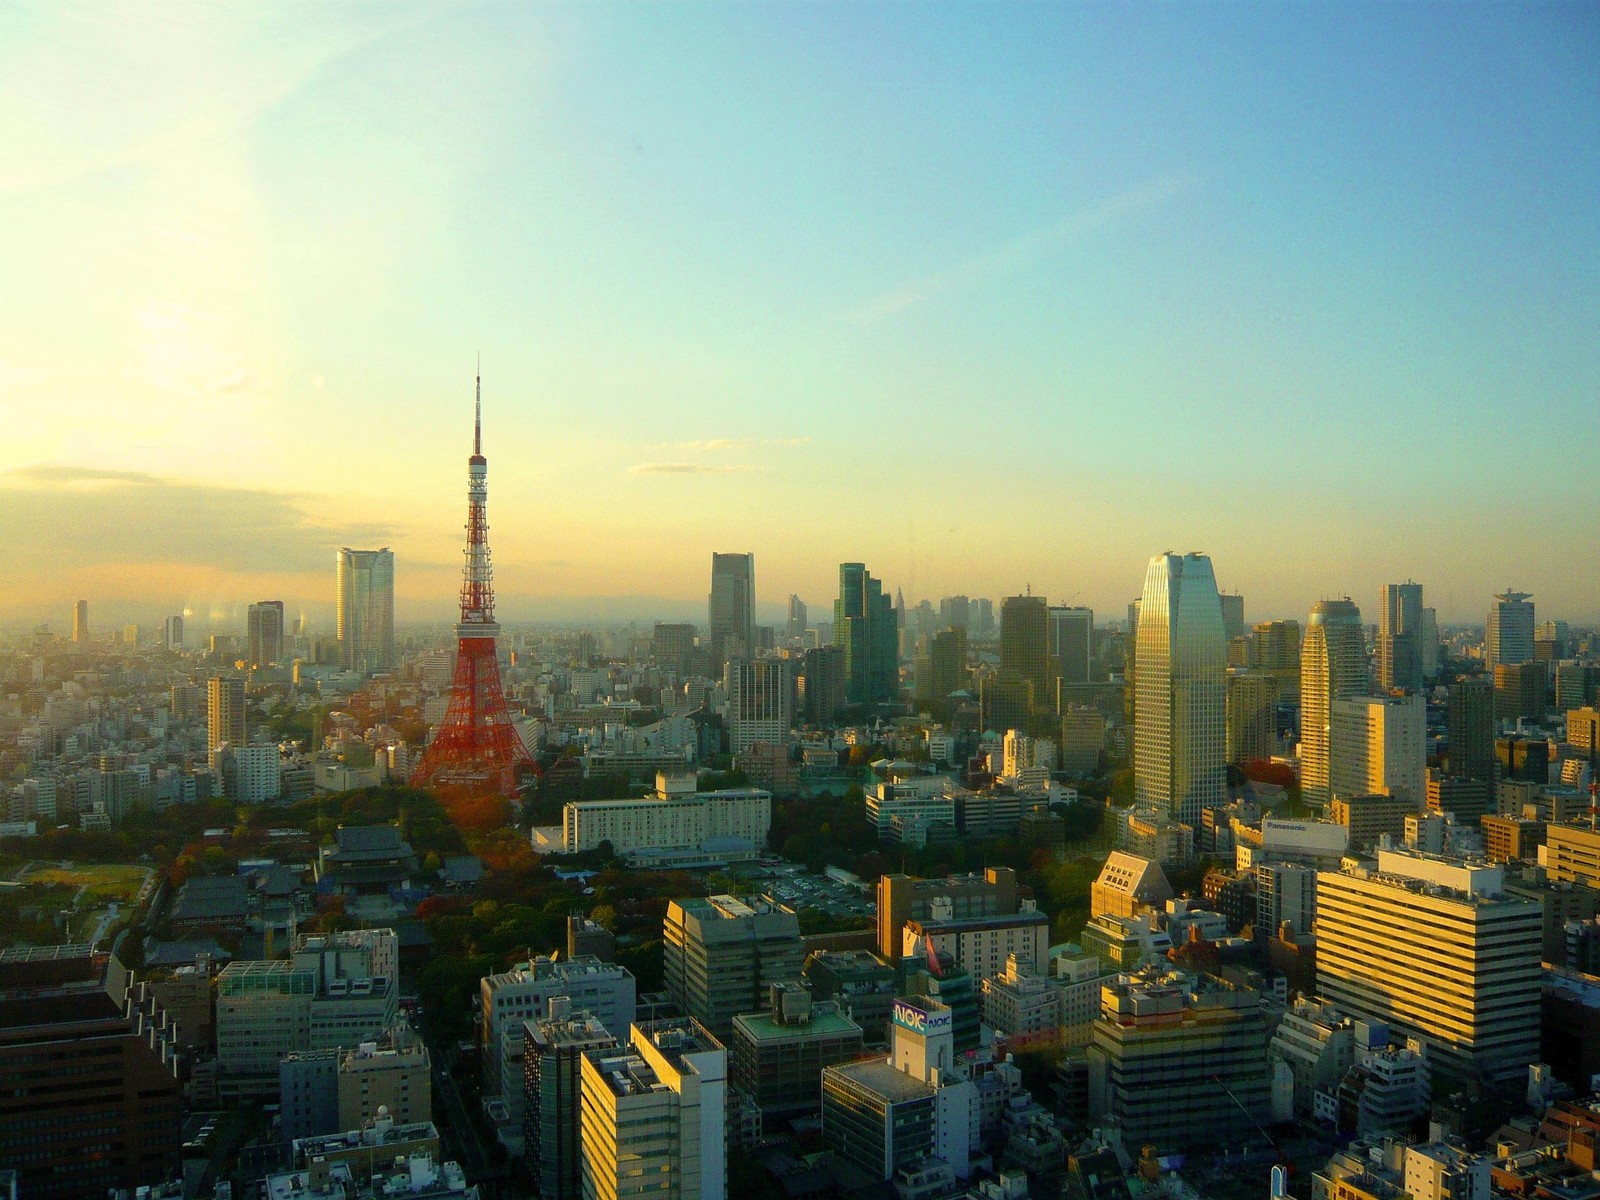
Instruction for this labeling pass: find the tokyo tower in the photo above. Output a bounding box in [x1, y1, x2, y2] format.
[412, 372, 532, 801]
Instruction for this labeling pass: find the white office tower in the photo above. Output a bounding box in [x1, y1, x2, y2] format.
[1315, 849, 1540, 1083]
[1300, 598, 1366, 808]
[579, 1019, 726, 1200]
[1330, 693, 1426, 806]
[1134, 553, 1226, 829]
[1486, 591, 1535, 669]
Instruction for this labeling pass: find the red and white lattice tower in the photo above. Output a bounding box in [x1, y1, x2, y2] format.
[412, 373, 532, 798]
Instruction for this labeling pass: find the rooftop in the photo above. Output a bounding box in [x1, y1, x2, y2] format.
[826, 1058, 936, 1103]
[733, 1004, 862, 1043]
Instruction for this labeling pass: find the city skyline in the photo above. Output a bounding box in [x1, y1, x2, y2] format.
[1, 4, 1596, 625]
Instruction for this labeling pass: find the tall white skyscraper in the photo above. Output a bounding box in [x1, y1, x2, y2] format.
[1134, 553, 1226, 829]
[1486, 591, 1534, 670]
[336, 548, 395, 674]
[1300, 598, 1367, 809]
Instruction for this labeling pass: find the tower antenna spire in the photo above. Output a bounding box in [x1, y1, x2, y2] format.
[474, 355, 482, 457]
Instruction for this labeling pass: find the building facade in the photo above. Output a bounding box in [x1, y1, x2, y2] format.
[336, 547, 395, 674]
[1301, 597, 1367, 808]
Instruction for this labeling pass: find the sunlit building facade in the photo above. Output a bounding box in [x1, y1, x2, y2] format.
[1301, 598, 1366, 808]
[1134, 552, 1227, 829]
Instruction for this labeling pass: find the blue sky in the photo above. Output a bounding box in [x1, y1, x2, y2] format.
[0, 1, 1595, 628]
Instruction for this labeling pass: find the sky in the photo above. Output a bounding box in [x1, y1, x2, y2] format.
[1, 1, 1596, 633]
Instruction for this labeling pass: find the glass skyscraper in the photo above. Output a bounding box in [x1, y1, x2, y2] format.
[1300, 597, 1367, 808]
[336, 547, 395, 674]
[708, 552, 755, 674]
[834, 563, 897, 707]
[1134, 552, 1226, 829]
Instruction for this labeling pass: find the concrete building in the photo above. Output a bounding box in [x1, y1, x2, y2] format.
[523, 1002, 617, 1200]
[1059, 706, 1106, 776]
[821, 996, 975, 1183]
[1544, 822, 1600, 889]
[1134, 552, 1227, 829]
[729, 982, 864, 1123]
[561, 772, 771, 864]
[1330, 792, 1423, 852]
[803, 949, 899, 1043]
[999, 595, 1053, 714]
[1227, 672, 1281, 762]
[248, 599, 286, 667]
[904, 898, 1051, 979]
[579, 1019, 728, 1200]
[1495, 662, 1548, 724]
[1301, 598, 1367, 808]
[338, 1037, 430, 1129]
[1331, 693, 1426, 808]
[724, 657, 791, 754]
[1315, 849, 1541, 1082]
[1268, 999, 1355, 1123]
[1087, 966, 1272, 1151]
[1375, 582, 1424, 693]
[1486, 590, 1535, 670]
[876, 868, 1025, 963]
[1051, 606, 1095, 688]
[0, 947, 182, 1200]
[662, 894, 803, 1041]
[979, 953, 1059, 1046]
[480, 955, 634, 1124]
[1447, 679, 1496, 783]
[207, 674, 246, 750]
[1089, 852, 1174, 919]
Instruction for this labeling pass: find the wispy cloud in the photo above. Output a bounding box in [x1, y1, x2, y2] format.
[676, 438, 746, 452]
[770, 436, 811, 447]
[0, 464, 399, 574]
[629, 462, 755, 476]
[846, 173, 1198, 324]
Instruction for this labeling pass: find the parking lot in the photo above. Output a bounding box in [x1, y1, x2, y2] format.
[729, 860, 874, 922]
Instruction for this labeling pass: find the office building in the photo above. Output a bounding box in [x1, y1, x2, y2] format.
[523, 1001, 617, 1200]
[708, 552, 755, 674]
[1060, 705, 1106, 776]
[1545, 823, 1600, 889]
[1088, 967, 1272, 1151]
[1376, 582, 1424, 693]
[921, 626, 968, 707]
[207, 674, 246, 750]
[1089, 852, 1174, 919]
[651, 622, 696, 674]
[1315, 849, 1541, 1082]
[0, 947, 182, 1200]
[1050, 605, 1095, 688]
[904, 900, 1050, 979]
[1486, 590, 1535, 670]
[561, 773, 771, 865]
[822, 997, 974, 1183]
[835, 563, 898, 707]
[999, 594, 1052, 711]
[729, 983, 864, 1122]
[1227, 672, 1281, 762]
[338, 1037, 430, 1130]
[1250, 619, 1302, 681]
[800, 643, 847, 724]
[479, 955, 636, 1118]
[724, 657, 792, 754]
[1425, 771, 1491, 826]
[1301, 597, 1367, 808]
[803, 950, 899, 1042]
[71, 598, 88, 643]
[248, 599, 286, 667]
[876, 868, 1025, 962]
[785, 592, 807, 641]
[1494, 661, 1547, 724]
[663, 895, 804, 1041]
[164, 613, 184, 649]
[1331, 693, 1426, 807]
[1329, 792, 1421, 851]
[1134, 552, 1227, 829]
[579, 1019, 727, 1200]
[336, 547, 395, 674]
[1220, 593, 1246, 643]
[1447, 679, 1495, 782]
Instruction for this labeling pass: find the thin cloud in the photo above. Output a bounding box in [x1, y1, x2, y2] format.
[0, 464, 399, 574]
[847, 173, 1198, 324]
[770, 436, 811, 447]
[674, 438, 746, 452]
[629, 462, 755, 476]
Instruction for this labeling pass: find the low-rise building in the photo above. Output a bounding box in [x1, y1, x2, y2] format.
[729, 983, 864, 1124]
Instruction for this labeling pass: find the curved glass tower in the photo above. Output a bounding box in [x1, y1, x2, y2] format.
[1300, 597, 1367, 808]
[1134, 552, 1227, 829]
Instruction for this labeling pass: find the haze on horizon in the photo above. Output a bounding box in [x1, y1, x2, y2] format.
[1, 2, 1596, 630]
